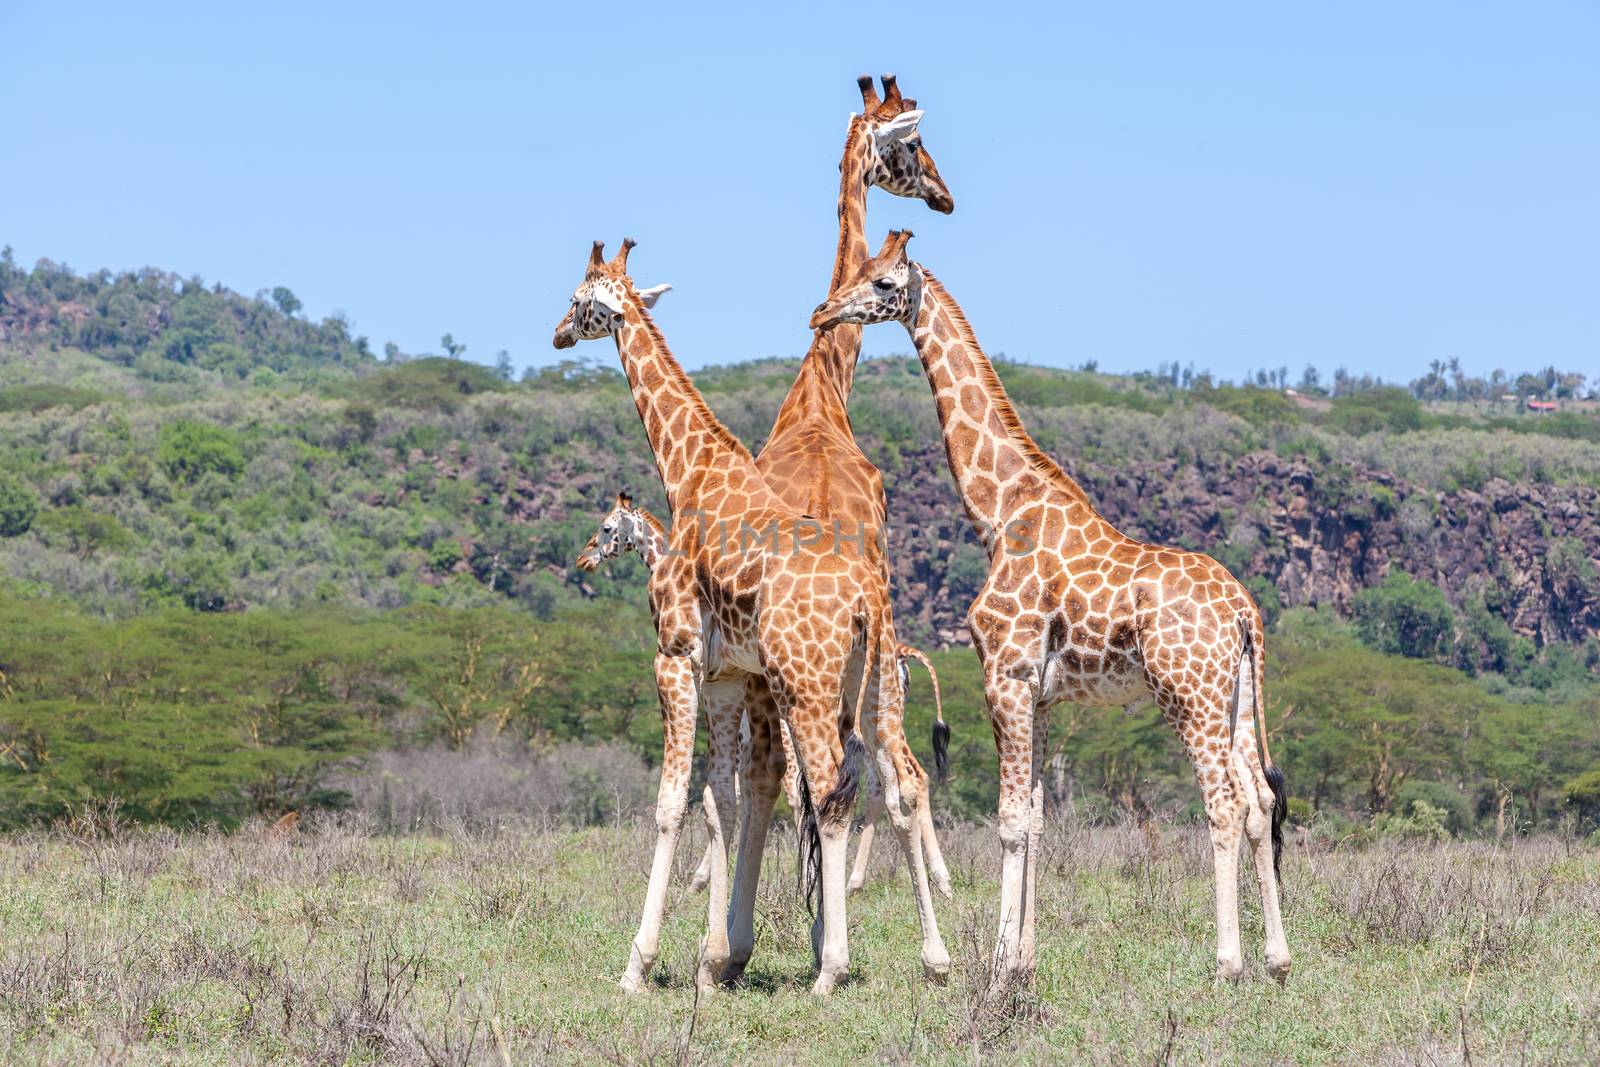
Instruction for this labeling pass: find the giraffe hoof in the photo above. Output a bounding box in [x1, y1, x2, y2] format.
[934, 875, 955, 900]
[618, 972, 650, 996]
[688, 873, 710, 894]
[811, 968, 846, 996]
[847, 878, 865, 895]
[718, 960, 748, 987]
[923, 956, 951, 985]
[1214, 959, 1247, 984]
[1266, 955, 1292, 985]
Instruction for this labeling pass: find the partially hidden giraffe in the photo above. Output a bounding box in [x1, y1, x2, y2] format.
[575, 490, 950, 896]
[722, 72, 960, 978]
[810, 230, 1292, 985]
[553, 238, 948, 995]
[576, 489, 803, 893]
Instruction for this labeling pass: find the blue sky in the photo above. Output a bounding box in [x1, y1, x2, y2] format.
[3, 2, 1596, 383]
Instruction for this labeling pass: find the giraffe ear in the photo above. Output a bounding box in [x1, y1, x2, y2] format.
[636, 283, 672, 308]
[874, 109, 924, 144]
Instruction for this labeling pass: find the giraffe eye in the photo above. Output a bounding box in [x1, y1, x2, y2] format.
[873, 279, 894, 291]
[905, 139, 922, 153]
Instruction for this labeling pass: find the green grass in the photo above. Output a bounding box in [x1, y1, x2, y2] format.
[2, 815, 1596, 1064]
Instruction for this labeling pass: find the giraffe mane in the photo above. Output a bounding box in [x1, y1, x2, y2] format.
[635, 504, 667, 541]
[625, 284, 757, 465]
[916, 269, 1094, 507]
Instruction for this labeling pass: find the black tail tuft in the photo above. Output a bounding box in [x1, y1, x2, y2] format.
[1265, 763, 1287, 882]
[798, 769, 821, 917]
[931, 719, 951, 786]
[799, 734, 866, 919]
[818, 734, 867, 827]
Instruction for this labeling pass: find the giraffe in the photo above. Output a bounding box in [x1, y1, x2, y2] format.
[576, 490, 804, 894]
[576, 491, 950, 897]
[552, 238, 948, 995]
[724, 72, 959, 981]
[810, 230, 1292, 985]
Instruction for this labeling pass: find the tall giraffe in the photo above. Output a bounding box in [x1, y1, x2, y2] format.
[810, 230, 1292, 984]
[552, 239, 948, 995]
[576, 491, 949, 897]
[724, 72, 959, 981]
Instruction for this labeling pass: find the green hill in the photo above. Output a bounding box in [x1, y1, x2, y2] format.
[2, 253, 1597, 832]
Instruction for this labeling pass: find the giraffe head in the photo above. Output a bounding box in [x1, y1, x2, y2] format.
[850, 74, 953, 215]
[575, 491, 647, 571]
[810, 229, 920, 330]
[552, 239, 672, 349]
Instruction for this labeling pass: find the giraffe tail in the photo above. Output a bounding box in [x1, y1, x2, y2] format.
[897, 643, 949, 786]
[1239, 619, 1287, 881]
[799, 609, 875, 918]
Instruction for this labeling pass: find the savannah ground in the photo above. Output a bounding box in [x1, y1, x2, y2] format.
[2, 813, 1597, 1065]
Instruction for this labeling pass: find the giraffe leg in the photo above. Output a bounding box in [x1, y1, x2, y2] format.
[847, 760, 883, 894]
[985, 670, 1040, 982]
[724, 678, 785, 983]
[621, 646, 701, 994]
[1237, 736, 1292, 982]
[871, 646, 950, 983]
[777, 715, 802, 830]
[799, 729, 852, 996]
[690, 716, 746, 894]
[776, 671, 855, 996]
[1170, 688, 1248, 982]
[916, 762, 954, 900]
[1017, 705, 1050, 972]
[688, 840, 714, 894]
[1205, 783, 1248, 982]
[695, 678, 743, 991]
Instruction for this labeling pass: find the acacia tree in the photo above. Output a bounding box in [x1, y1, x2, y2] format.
[395, 608, 543, 748]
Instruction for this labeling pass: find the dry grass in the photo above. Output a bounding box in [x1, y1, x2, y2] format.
[1, 813, 1596, 1064]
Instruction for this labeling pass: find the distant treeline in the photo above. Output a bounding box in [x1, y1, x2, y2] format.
[1, 591, 1597, 836]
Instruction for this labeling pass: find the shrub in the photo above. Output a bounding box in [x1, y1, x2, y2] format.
[1354, 571, 1455, 660]
[1565, 769, 1600, 830]
[0, 475, 39, 537]
[1373, 799, 1451, 841]
[1327, 388, 1423, 435]
[1393, 780, 1473, 836]
[427, 539, 463, 573]
[0, 383, 104, 413]
[157, 420, 245, 483]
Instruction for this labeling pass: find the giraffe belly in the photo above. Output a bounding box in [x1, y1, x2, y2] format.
[702, 620, 761, 679]
[1040, 648, 1147, 709]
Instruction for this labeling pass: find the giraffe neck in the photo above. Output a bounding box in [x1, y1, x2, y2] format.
[632, 509, 668, 570]
[830, 116, 874, 296]
[610, 295, 761, 516]
[905, 267, 1095, 548]
[800, 115, 876, 398]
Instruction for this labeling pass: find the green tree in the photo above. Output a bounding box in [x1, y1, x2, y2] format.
[156, 420, 245, 483]
[0, 476, 39, 538]
[391, 607, 543, 748]
[271, 286, 302, 317]
[34, 506, 134, 561]
[1353, 571, 1455, 660]
[441, 333, 465, 359]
